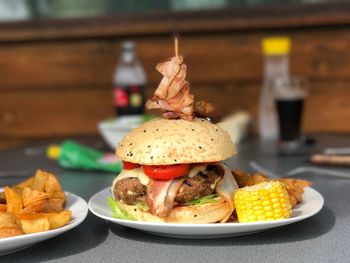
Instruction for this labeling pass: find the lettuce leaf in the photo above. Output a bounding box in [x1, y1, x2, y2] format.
[135, 202, 149, 211]
[108, 197, 134, 220]
[185, 194, 219, 206]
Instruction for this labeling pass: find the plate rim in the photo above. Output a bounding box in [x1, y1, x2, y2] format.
[0, 191, 88, 244]
[88, 186, 324, 228]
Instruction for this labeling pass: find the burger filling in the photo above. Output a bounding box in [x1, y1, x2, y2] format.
[113, 165, 222, 205]
[112, 162, 237, 222]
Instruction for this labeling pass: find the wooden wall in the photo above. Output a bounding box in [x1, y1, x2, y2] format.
[0, 5, 350, 148]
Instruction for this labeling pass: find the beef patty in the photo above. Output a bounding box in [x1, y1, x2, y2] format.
[175, 168, 221, 203]
[114, 165, 222, 205]
[114, 177, 147, 205]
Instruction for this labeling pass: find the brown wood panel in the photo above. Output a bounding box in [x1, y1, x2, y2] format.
[303, 81, 350, 133]
[0, 80, 348, 139]
[1, 29, 350, 92]
[0, 89, 114, 138]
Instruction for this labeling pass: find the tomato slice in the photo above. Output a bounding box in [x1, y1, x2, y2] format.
[123, 161, 141, 170]
[143, 164, 189, 180]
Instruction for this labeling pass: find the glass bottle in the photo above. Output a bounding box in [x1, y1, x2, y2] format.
[258, 37, 291, 140]
[113, 41, 146, 116]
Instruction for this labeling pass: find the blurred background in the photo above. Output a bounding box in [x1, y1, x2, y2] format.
[0, 0, 349, 150]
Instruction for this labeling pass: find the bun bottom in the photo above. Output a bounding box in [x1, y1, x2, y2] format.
[118, 198, 230, 224]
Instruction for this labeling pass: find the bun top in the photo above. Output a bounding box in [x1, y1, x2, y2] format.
[116, 118, 236, 165]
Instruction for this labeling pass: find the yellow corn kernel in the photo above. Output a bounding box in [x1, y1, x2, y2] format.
[233, 181, 292, 223]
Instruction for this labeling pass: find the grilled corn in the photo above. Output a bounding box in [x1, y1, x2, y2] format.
[234, 181, 292, 222]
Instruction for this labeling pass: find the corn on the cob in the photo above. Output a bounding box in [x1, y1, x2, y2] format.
[234, 181, 292, 223]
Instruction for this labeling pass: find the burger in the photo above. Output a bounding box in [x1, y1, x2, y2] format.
[110, 118, 238, 223]
[109, 51, 238, 223]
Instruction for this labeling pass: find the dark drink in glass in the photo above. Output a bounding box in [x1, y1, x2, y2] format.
[273, 77, 307, 154]
[275, 98, 304, 142]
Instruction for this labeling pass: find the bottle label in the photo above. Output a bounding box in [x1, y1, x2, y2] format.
[113, 85, 145, 115]
[114, 88, 129, 108]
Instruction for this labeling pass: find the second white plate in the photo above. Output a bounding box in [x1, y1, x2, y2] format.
[88, 187, 324, 239]
[0, 192, 88, 255]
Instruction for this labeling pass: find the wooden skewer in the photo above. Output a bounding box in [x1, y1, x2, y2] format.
[174, 36, 179, 58]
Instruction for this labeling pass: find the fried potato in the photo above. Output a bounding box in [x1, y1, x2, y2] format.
[44, 198, 65, 212]
[0, 212, 22, 229]
[45, 210, 71, 229]
[0, 204, 7, 212]
[16, 210, 71, 231]
[22, 187, 49, 207]
[0, 228, 24, 238]
[20, 198, 65, 214]
[20, 200, 47, 214]
[4, 187, 23, 213]
[31, 170, 49, 192]
[45, 173, 66, 202]
[232, 170, 269, 188]
[16, 177, 35, 189]
[1, 169, 70, 237]
[19, 217, 50, 234]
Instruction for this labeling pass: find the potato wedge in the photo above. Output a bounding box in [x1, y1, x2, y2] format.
[20, 198, 65, 213]
[4, 187, 23, 213]
[31, 170, 49, 192]
[0, 228, 24, 238]
[45, 210, 71, 229]
[16, 177, 35, 189]
[19, 217, 50, 234]
[17, 211, 71, 230]
[49, 191, 66, 202]
[0, 212, 22, 229]
[45, 173, 63, 194]
[0, 204, 7, 212]
[44, 198, 65, 212]
[22, 187, 49, 207]
[20, 200, 47, 213]
[45, 173, 66, 202]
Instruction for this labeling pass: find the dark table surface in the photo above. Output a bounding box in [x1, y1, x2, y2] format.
[0, 134, 349, 263]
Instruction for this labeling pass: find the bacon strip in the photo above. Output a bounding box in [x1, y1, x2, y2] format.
[146, 177, 185, 218]
[146, 56, 194, 121]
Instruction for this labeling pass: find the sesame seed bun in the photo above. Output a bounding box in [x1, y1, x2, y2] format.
[116, 118, 236, 165]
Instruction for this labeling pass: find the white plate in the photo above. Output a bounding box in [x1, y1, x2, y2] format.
[88, 187, 324, 239]
[0, 192, 88, 255]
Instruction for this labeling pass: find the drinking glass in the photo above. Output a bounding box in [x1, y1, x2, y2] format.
[274, 77, 307, 154]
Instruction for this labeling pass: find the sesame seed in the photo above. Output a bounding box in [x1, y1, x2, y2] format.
[143, 129, 146, 133]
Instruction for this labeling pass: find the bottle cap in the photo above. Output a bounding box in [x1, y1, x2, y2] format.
[47, 145, 61, 160]
[262, 37, 291, 55]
